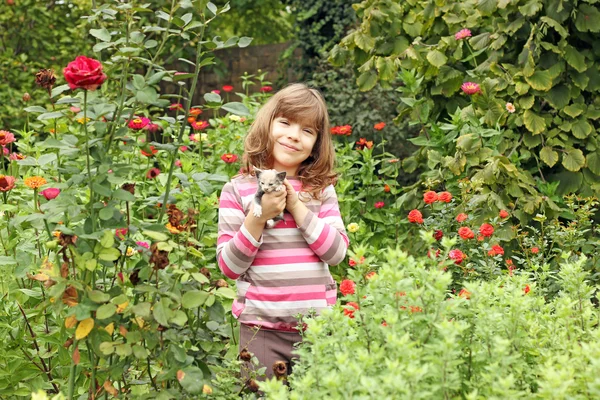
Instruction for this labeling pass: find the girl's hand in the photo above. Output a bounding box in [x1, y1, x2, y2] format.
[283, 179, 300, 213]
[250, 189, 286, 223]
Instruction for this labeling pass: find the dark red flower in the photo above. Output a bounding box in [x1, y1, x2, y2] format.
[374, 201, 385, 209]
[146, 167, 160, 179]
[433, 230, 443, 241]
[523, 284, 531, 294]
[260, 86, 273, 93]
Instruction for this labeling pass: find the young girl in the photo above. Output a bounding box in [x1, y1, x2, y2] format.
[216, 83, 348, 380]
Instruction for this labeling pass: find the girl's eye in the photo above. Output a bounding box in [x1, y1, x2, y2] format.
[280, 120, 289, 125]
[304, 129, 314, 134]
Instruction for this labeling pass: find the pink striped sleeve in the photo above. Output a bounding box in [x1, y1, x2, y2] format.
[217, 181, 262, 279]
[297, 185, 348, 265]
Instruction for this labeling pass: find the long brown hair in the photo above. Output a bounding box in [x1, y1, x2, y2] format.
[243, 83, 337, 198]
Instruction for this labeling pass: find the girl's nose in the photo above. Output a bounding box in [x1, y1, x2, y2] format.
[287, 125, 301, 140]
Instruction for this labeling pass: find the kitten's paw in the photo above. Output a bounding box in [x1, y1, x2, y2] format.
[265, 219, 276, 228]
[275, 185, 282, 192]
[253, 205, 262, 218]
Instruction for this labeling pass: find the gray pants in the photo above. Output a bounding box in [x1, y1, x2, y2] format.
[239, 323, 303, 381]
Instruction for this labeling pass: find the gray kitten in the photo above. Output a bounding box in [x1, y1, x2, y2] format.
[253, 168, 287, 228]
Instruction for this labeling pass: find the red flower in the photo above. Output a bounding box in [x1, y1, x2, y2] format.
[427, 248, 441, 259]
[456, 213, 468, 223]
[365, 271, 377, 280]
[448, 249, 466, 265]
[179, 145, 188, 152]
[141, 146, 158, 157]
[0, 130, 15, 146]
[461, 82, 481, 95]
[191, 120, 209, 130]
[169, 103, 183, 110]
[523, 284, 531, 294]
[222, 85, 234, 92]
[63, 56, 107, 91]
[488, 244, 504, 256]
[146, 167, 160, 179]
[479, 223, 494, 237]
[433, 230, 443, 241]
[128, 117, 150, 130]
[374, 201, 385, 209]
[40, 188, 60, 200]
[348, 256, 365, 267]
[340, 279, 356, 296]
[531, 247, 539, 254]
[438, 191, 452, 203]
[458, 288, 471, 299]
[408, 209, 424, 224]
[260, 86, 273, 93]
[374, 122, 386, 130]
[189, 107, 203, 116]
[409, 306, 423, 313]
[499, 210, 509, 219]
[423, 191, 438, 204]
[331, 125, 352, 135]
[343, 302, 359, 318]
[0, 175, 16, 192]
[175, 160, 182, 168]
[115, 228, 128, 240]
[458, 227, 475, 240]
[384, 184, 391, 193]
[221, 154, 238, 163]
[356, 137, 373, 150]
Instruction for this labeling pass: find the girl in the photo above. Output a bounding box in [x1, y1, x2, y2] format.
[217, 83, 348, 380]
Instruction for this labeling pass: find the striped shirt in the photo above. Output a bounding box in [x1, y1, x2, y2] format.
[217, 175, 349, 332]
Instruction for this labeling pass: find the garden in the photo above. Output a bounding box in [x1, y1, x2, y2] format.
[1, 0, 600, 398]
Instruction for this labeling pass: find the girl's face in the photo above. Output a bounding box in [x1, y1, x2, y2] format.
[270, 116, 317, 176]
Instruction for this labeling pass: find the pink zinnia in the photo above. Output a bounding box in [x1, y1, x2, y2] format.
[454, 29, 472, 40]
[2, 147, 8, 155]
[175, 160, 182, 167]
[136, 241, 150, 249]
[70, 106, 81, 113]
[191, 120, 210, 130]
[40, 188, 60, 200]
[211, 90, 220, 95]
[461, 82, 481, 95]
[0, 130, 15, 146]
[146, 167, 160, 179]
[260, 86, 273, 93]
[128, 117, 150, 130]
[9, 153, 25, 161]
[179, 145, 188, 152]
[374, 201, 385, 209]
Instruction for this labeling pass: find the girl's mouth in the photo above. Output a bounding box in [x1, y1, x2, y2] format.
[279, 142, 299, 151]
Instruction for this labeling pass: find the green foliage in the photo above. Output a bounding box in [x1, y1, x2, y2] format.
[332, 0, 600, 215]
[262, 249, 600, 399]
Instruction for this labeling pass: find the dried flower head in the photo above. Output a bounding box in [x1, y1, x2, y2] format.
[35, 69, 57, 93]
[273, 361, 288, 379]
[239, 348, 252, 361]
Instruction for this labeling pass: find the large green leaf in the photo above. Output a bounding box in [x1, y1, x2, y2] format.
[355, 31, 375, 51]
[570, 118, 592, 139]
[376, 57, 396, 81]
[562, 148, 585, 171]
[357, 71, 378, 92]
[477, 0, 497, 15]
[563, 104, 585, 118]
[426, 50, 447, 68]
[540, 146, 559, 167]
[546, 84, 570, 109]
[564, 45, 587, 73]
[576, 4, 600, 33]
[587, 152, 600, 175]
[519, 0, 542, 16]
[523, 109, 546, 134]
[525, 70, 553, 91]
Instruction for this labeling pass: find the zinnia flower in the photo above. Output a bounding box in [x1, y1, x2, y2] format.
[260, 86, 273, 93]
[146, 168, 160, 179]
[9, 153, 25, 161]
[448, 249, 466, 264]
[458, 227, 475, 240]
[531, 247, 539, 254]
[347, 223, 359, 233]
[221, 154, 238, 163]
[169, 103, 183, 110]
[343, 302, 359, 318]
[348, 256, 365, 267]
[24, 176, 47, 189]
[330, 125, 352, 135]
[0, 130, 16, 146]
[145, 123, 162, 134]
[506, 102, 516, 113]
[408, 209, 424, 224]
[488, 244, 504, 256]
[461, 82, 481, 95]
[136, 241, 150, 250]
[454, 28, 472, 40]
[374, 201, 385, 209]
[189, 107, 203, 116]
[222, 85, 234, 92]
[374, 122, 386, 130]
[191, 120, 210, 130]
[499, 210, 509, 219]
[141, 146, 158, 157]
[438, 191, 452, 203]
[456, 213, 468, 223]
[40, 188, 60, 200]
[211, 89, 220, 95]
[128, 117, 150, 130]
[423, 191, 438, 204]
[340, 279, 356, 296]
[479, 223, 494, 237]
[175, 160, 182, 168]
[0, 175, 16, 192]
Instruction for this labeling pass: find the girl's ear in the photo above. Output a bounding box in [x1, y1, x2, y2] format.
[276, 171, 287, 181]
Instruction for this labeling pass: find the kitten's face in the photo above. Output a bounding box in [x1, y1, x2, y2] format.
[255, 168, 286, 193]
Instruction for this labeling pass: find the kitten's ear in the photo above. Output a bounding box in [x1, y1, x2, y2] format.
[276, 171, 287, 180]
[253, 167, 263, 177]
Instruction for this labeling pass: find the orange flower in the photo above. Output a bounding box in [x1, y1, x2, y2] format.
[456, 213, 468, 223]
[384, 184, 391, 193]
[374, 122, 386, 130]
[458, 227, 474, 240]
[187, 116, 196, 124]
[408, 209, 424, 224]
[423, 191, 438, 204]
[141, 146, 158, 157]
[499, 210, 509, 219]
[438, 191, 452, 203]
[24, 176, 47, 189]
[488, 244, 504, 256]
[189, 107, 203, 116]
[458, 288, 471, 299]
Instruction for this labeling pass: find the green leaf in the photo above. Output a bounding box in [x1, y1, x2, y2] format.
[178, 366, 205, 394]
[354, 32, 375, 52]
[142, 230, 168, 242]
[38, 153, 57, 166]
[426, 50, 447, 68]
[564, 45, 587, 73]
[357, 71, 378, 92]
[96, 304, 117, 320]
[136, 87, 159, 104]
[204, 92, 221, 103]
[98, 207, 114, 221]
[24, 106, 48, 113]
[98, 248, 121, 261]
[170, 310, 188, 326]
[181, 290, 209, 309]
[519, 0, 542, 16]
[562, 148, 585, 172]
[376, 57, 396, 80]
[552, 171, 583, 195]
[153, 298, 170, 326]
[478, 0, 497, 15]
[207, 2, 217, 15]
[216, 287, 236, 299]
[132, 302, 151, 318]
[540, 146, 559, 167]
[576, 4, 600, 33]
[88, 290, 110, 303]
[112, 189, 136, 202]
[90, 28, 111, 42]
[519, 95, 535, 110]
[571, 118, 592, 139]
[587, 152, 600, 175]
[37, 111, 64, 121]
[546, 84, 570, 109]
[523, 109, 546, 134]
[563, 104, 585, 118]
[100, 230, 115, 248]
[221, 102, 249, 116]
[525, 70, 553, 91]
[238, 37, 252, 48]
[132, 345, 148, 359]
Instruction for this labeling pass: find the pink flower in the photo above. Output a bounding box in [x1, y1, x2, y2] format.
[179, 145, 188, 152]
[0, 130, 16, 146]
[145, 123, 162, 134]
[146, 167, 160, 179]
[506, 102, 516, 113]
[461, 82, 481, 95]
[136, 241, 150, 249]
[211, 89, 220, 95]
[260, 86, 273, 93]
[191, 120, 210, 130]
[454, 29, 472, 40]
[9, 152, 25, 161]
[2, 147, 8, 155]
[70, 106, 81, 113]
[128, 117, 150, 130]
[221, 154, 238, 163]
[449, 249, 466, 264]
[222, 85, 234, 92]
[40, 188, 60, 200]
[175, 160, 182, 168]
[374, 201, 385, 209]
[456, 213, 468, 223]
[169, 103, 183, 110]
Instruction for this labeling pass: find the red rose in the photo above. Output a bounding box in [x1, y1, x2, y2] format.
[448, 249, 466, 264]
[438, 191, 452, 203]
[433, 230, 443, 241]
[458, 227, 474, 240]
[423, 191, 438, 204]
[63, 56, 107, 91]
[479, 223, 494, 237]
[488, 244, 504, 256]
[340, 279, 356, 296]
[499, 210, 509, 219]
[531, 247, 539, 254]
[408, 209, 424, 224]
[456, 213, 468, 223]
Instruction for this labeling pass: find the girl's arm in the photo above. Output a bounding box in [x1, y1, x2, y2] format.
[284, 181, 349, 266]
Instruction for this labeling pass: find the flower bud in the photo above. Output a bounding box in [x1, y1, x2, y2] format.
[22, 92, 31, 102]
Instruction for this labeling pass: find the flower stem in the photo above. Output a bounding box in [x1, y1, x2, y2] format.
[83, 90, 96, 231]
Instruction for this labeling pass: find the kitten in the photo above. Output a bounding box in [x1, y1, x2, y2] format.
[253, 168, 287, 228]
